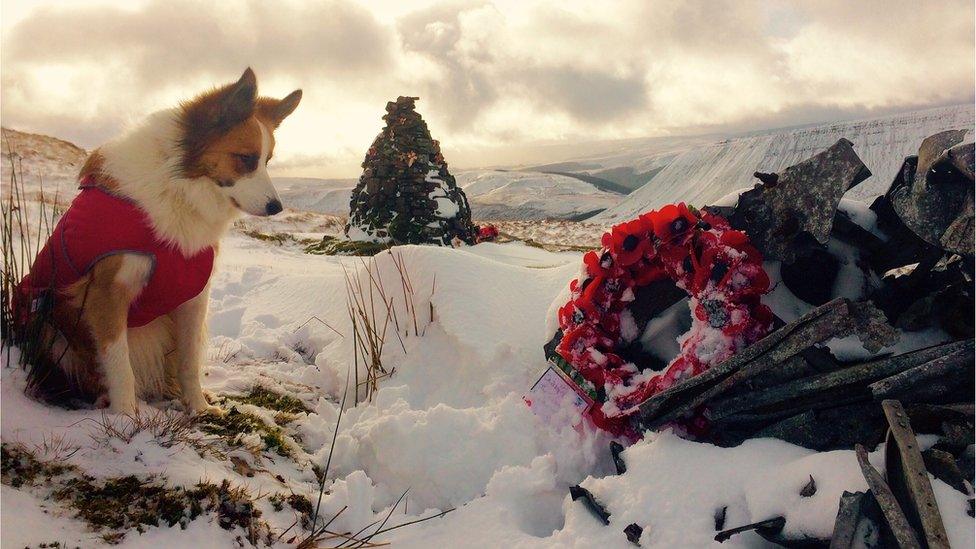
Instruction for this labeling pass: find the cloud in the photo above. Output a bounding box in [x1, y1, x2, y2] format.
[1, 0, 972, 176]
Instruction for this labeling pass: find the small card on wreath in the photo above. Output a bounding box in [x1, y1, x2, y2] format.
[524, 363, 593, 424]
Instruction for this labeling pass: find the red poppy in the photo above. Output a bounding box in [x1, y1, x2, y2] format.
[605, 219, 651, 266]
[631, 258, 667, 285]
[582, 251, 606, 277]
[720, 229, 749, 247]
[651, 203, 698, 245]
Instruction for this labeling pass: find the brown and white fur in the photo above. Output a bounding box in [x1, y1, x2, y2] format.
[36, 68, 301, 415]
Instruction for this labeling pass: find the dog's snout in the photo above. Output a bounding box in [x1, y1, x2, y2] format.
[265, 199, 283, 216]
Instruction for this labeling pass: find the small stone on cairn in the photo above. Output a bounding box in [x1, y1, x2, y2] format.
[345, 96, 477, 246]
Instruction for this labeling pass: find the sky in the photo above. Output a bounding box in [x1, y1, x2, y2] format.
[1, 0, 973, 177]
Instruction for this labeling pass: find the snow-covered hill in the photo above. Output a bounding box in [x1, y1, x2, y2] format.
[1, 127, 87, 190]
[456, 170, 623, 220]
[593, 104, 975, 223]
[274, 171, 625, 221]
[274, 176, 357, 214]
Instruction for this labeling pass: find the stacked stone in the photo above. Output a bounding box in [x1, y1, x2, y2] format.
[345, 96, 477, 246]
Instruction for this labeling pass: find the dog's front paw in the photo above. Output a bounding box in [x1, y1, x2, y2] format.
[108, 397, 139, 416]
[184, 392, 224, 417]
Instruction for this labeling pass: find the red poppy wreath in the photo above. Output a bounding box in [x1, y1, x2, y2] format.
[555, 203, 773, 437]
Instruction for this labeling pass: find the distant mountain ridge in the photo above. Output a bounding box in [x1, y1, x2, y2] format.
[592, 104, 975, 223]
[5, 104, 973, 224]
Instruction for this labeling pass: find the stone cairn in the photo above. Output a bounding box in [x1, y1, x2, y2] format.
[345, 96, 477, 246]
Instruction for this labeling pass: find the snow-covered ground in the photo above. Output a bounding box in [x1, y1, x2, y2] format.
[4, 203, 974, 547]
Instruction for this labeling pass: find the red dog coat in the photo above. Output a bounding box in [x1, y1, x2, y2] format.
[18, 177, 214, 328]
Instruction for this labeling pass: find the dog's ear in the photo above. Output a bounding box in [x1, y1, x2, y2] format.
[216, 68, 258, 128]
[257, 89, 302, 128]
[181, 68, 258, 132]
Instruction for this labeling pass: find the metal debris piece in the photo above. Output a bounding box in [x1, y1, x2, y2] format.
[729, 138, 871, 261]
[869, 345, 974, 403]
[708, 339, 968, 420]
[921, 449, 968, 495]
[937, 422, 975, 455]
[960, 445, 975, 485]
[737, 404, 887, 452]
[829, 491, 886, 549]
[714, 516, 785, 543]
[882, 400, 950, 549]
[800, 475, 817, 497]
[854, 444, 922, 549]
[904, 403, 974, 433]
[624, 523, 643, 546]
[610, 441, 627, 475]
[886, 130, 975, 255]
[632, 299, 856, 431]
[714, 506, 727, 531]
[569, 485, 611, 525]
[848, 300, 900, 354]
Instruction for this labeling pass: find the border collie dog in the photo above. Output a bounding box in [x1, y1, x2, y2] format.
[15, 68, 301, 415]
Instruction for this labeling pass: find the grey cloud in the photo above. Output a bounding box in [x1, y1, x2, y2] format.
[0, 0, 394, 146]
[3, 0, 393, 84]
[395, 1, 499, 130]
[514, 65, 649, 123]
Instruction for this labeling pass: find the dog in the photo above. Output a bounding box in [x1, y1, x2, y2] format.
[15, 68, 301, 415]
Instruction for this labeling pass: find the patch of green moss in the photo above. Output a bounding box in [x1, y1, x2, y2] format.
[286, 493, 314, 516]
[4, 444, 269, 545]
[59, 478, 266, 544]
[233, 386, 312, 415]
[1, 443, 73, 488]
[269, 492, 313, 517]
[243, 228, 294, 245]
[521, 238, 594, 253]
[54, 475, 197, 532]
[304, 235, 390, 256]
[242, 229, 315, 246]
[197, 407, 292, 457]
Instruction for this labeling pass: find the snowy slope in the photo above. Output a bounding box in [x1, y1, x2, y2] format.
[1, 127, 87, 179]
[594, 104, 975, 223]
[274, 176, 356, 215]
[0, 127, 86, 201]
[457, 170, 623, 220]
[274, 171, 626, 221]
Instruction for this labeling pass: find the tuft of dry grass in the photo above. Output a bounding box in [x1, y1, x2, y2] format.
[0, 131, 64, 402]
[77, 409, 224, 458]
[339, 251, 436, 404]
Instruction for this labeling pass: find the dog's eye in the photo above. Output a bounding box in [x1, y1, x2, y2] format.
[234, 153, 259, 172]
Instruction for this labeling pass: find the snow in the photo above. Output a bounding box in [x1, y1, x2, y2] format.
[456, 170, 624, 221]
[595, 104, 975, 223]
[426, 169, 461, 219]
[5, 222, 972, 547]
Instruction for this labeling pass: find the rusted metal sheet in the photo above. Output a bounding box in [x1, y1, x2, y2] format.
[882, 400, 950, 549]
[854, 443, 922, 549]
